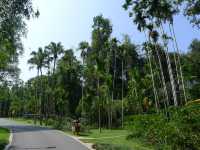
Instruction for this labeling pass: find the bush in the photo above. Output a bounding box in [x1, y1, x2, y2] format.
[127, 103, 200, 150]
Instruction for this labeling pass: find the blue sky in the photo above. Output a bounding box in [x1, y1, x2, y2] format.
[19, 0, 199, 81]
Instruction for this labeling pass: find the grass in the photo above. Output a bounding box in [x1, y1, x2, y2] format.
[78, 129, 153, 150]
[11, 118, 35, 125]
[0, 128, 10, 150]
[10, 118, 51, 127]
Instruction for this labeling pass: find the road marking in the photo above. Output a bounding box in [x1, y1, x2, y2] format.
[4, 128, 13, 150]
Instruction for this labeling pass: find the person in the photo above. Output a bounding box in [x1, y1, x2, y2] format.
[76, 119, 81, 135]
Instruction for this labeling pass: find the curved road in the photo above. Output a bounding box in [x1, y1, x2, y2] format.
[0, 118, 89, 150]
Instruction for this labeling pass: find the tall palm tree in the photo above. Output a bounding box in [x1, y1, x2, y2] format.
[28, 47, 46, 124]
[119, 35, 130, 128]
[45, 42, 64, 116]
[46, 42, 64, 74]
[78, 41, 89, 117]
[110, 38, 118, 128]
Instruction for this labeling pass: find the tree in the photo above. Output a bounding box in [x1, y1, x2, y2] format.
[78, 41, 90, 116]
[0, 0, 38, 81]
[56, 49, 82, 116]
[46, 42, 64, 74]
[91, 15, 112, 131]
[28, 47, 46, 123]
[179, 0, 200, 29]
[183, 39, 200, 100]
[123, 0, 183, 108]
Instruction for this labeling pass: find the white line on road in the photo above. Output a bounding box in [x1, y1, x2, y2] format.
[4, 129, 13, 150]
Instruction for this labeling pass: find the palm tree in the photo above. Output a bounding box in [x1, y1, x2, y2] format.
[119, 35, 130, 128]
[46, 42, 64, 74]
[45, 42, 64, 116]
[28, 47, 46, 124]
[78, 41, 89, 117]
[110, 38, 118, 128]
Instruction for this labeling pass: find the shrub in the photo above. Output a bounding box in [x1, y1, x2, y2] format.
[127, 103, 200, 150]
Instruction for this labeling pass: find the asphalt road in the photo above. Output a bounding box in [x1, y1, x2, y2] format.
[0, 118, 89, 150]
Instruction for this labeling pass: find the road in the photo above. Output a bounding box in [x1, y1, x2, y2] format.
[0, 118, 89, 150]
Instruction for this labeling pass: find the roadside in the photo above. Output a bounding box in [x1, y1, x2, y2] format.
[9, 118, 94, 150]
[75, 129, 153, 150]
[0, 128, 10, 150]
[11, 118, 153, 150]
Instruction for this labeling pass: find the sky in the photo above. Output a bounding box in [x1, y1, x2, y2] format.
[19, 0, 199, 81]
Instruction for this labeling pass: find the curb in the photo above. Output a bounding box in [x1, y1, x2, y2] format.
[4, 129, 13, 150]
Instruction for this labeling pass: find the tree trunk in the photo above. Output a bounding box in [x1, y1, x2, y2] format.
[155, 45, 169, 113]
[170, 24, 187, 104]
[81, 58, 84, 117]
[111, 49, 116, 128]
[121, 60, 124, 129]
[146, 48, 159, 112]
[98, 77, 101, 133]
[40, 69, 43, 126]
[144, 32, 160, 112]
[160, 25, 178, 106]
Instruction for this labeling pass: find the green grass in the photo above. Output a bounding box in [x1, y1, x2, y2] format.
[11, 118, 35, 125]
[0, 128, 10, 150]
[10, 118, 50, 127]
[78, 129, 153, 150]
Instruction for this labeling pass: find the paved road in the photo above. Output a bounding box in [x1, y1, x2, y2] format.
[0, 118, 89, 150]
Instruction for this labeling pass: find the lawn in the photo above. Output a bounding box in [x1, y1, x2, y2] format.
[11, 118, 37, 125]
[0, 128, 10, 150]
[79, 129, 153, 150]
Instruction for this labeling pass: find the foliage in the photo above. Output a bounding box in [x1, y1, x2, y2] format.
[0, 0, 38, 81]
[0, 128, 9, 150]
[127, 103, 200, 150]
[180, 0, 200, 29]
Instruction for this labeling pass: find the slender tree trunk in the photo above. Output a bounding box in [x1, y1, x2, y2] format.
[40, 69, 43, 125]
[121, 60, 124, 129]
[154, 44, 169, 113]
[81, 83, 84, 115]
[111, 49, 116, 128]
[107, 92, 111, 129]
[160, 24, 178, 106]
[146, 48, 159, 112]
[144, 32, 159, 112]
[52, 58, 57, 116]
[105, 52, 111, 129]
[34, 69, 40, 125]
[167, 25, 181, 104]
[165, 49, 178, 106]
[81, 58, 84, 117]
[170, 24, 187, 104]
[98, 77, 101, 133]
